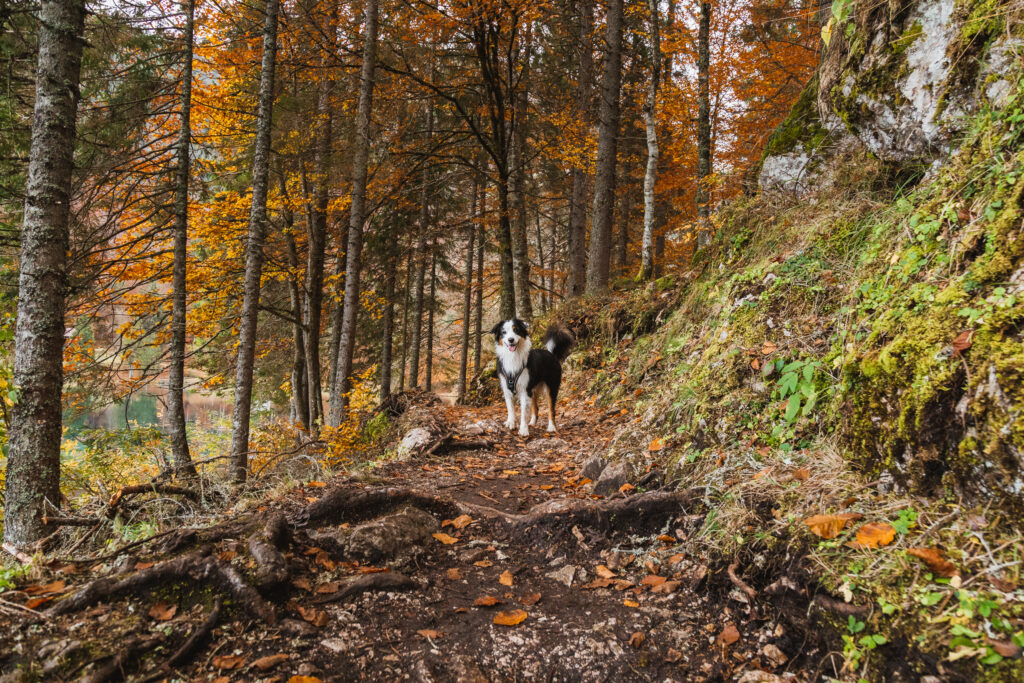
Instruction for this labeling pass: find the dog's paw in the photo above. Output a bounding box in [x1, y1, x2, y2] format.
[546, 423, 557, 433]
[529, 415, 537, 426]
[518, 425, 530, 437]
[504, 418, 516, 430]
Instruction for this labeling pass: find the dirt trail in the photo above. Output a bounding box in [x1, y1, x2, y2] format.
[0, 398, 804, 682]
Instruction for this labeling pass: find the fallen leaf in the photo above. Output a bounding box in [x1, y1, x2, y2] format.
[25, 596, 53, 610]
[446, 568, 463, 580]
[629, 631, 646, 648]
[540, 485, 554, 490]
[623, 599, 640, 607]
[761, 341, 778, 355]
[907, 547, 958, 577]
[213, 654, 246, 670]
[951, 330, 973, 357]
[287, 677, 323, 683]
[849, 522, 896, 549]
[657, 534, 676, 543]
[417, 629, 444, 639]
[135, 561, 156, 570]
[792, 468, 811, 481]
[494, 609, 528, 626]
[596, 564, 616, 579]
[717, 623, 740, 646]
[474, 595, 502, 607]
[306, 480, 327, 488]
[314, 550, 336, 571]
[520, 592, 541, 606]
[474, 559, 494, 568]
[297, 605, 329, 627]
[651, 580, 681, 594]
[648, 437, 666, 452]
[23, 580, 65, 595]
[614, 580, 635, 591]
[292, 578, 312, 591]
[443, 514, 474, 530]
[750, 358, 761, 371]
[665, 648, 682, 662]
[315, 581, 339, 594]
[667, 553, 685, 565]
[991, 640, 1021, 658]
[581, 578, 615, 589]
[499, 570, 514, 586]
[804, 513, 863, 539]
[432, 532, 459, 545]
[641, 575, 667, 587]
[218, 550, 238, 562]
[148, 601, 178, 621]
[251, 654, 289, 670]
[618, 483, 635, 493]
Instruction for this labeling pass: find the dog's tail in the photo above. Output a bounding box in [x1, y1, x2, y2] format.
[543, 325, 575, 361]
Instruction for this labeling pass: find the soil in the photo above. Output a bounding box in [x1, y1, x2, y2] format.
[0, 398, 819, 682]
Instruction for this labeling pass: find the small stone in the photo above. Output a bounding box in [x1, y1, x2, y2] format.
[736, 672, 782, 683]
[760, 643, 788, 667]
[547, 565, 577, 587]
[321, 637, 351, 654]
[592, 462, 630, 497]
[527, 437, 568, 451]
[581, 456, 607, 481]
[280, 618, 317, 638]
[297, 662, 321, 676]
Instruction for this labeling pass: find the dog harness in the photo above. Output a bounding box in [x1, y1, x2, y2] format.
[499, 363, 525, 392]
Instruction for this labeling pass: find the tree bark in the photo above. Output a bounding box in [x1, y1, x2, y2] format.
[229, 0, 281, 482]
[510, 32, 533, 321]
[168, 0, 198, 478]
[285, 225, 309, 429]
[566, 0, 594, 298]
[424, 242, 436, 392]
[457, 180, 477, 403]
[331, 0, 378, 423]
[638, 0, 661, 281]
[696, 0, 712, 249]
[408, 105, 432, 388]
[496, 169, 516, 319]
[473, 181, 486, 376]
[379, 214, 398, 403]
[4, 0, 87, 548]
[585, 0, 624, 295]
[398, 239, 412, 392]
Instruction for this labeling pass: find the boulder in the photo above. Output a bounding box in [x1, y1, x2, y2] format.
[397, 427, 433, 460]
[592, 462, 631, 497]
[581, 456, 607, 481]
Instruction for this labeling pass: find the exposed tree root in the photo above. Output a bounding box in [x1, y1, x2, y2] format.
[811, 593, 870, 617]
[141, 598, 222, 683]
[507, 490, 696, 535]
[727, 562, 758, 601]
[298, 485, 461, 528]
[80, 633, 164, 683]
[314, 572, 417, 604]
[249, 513, 291, 590]
[49, 551, 276, 623]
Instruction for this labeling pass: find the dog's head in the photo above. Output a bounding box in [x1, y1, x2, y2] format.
[491, 318, 530, 354]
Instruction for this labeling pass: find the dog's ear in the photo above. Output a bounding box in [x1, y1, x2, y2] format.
[512, 319, 529, 338]
[490, 322, 504, 338]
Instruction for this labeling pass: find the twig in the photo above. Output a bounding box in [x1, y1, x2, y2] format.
[43, 516, 103, 527]
[727, 562, 757, 601]
[58, 528, 178, 564]
[2, 542, 32, 564]
[252, 439, 326, 477]
[0, 596, 49, 620]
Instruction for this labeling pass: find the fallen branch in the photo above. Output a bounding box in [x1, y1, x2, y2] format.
[59, 528, 179, 564]
[43, 515, 102, 528]
[315, 572, 417, 604]
[2, 542, 32, 564]
[727, 562, 758, 601]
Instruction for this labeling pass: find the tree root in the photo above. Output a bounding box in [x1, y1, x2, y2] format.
[727, 562, 758, 601]
[811, 593, 870, 617]
[249, 513, 291, 590]
[506, 490, 696, 535]
[80, 633, 164, 683]
[315, 572, 417, 604]
[141, 598, 222, 683]
[297, 485, 461, 528]
[49, 551, 276, 623]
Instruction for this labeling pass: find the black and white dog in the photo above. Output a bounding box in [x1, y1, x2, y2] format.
[491, 319, 574, 437]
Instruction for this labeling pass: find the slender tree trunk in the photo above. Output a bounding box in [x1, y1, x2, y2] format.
[616, 183, 631, 275]
[285, 227, 309, 429]
[379, 216, 398, 403]
[3, 0, 86, 548]
[457, 180, 477, 403]
[585, 0, 624, 295]
[331, 0, 378, 423]
[229, 0, 280, 482]
[566, 0, 594, 298]
[424, 243, 437, 392]
[696, 0, 712, 248]
[567, 3, 593, 296]
[534, 208, 545, 312]
[398, 240, 412, 392]
[496, 169, 516, 319]
[473, 181, 485, 376]
[638, 0, 661, 281]
[510, 37, 533, 321]
[168, 0, 198, 478]
[408, 106, 432, 388]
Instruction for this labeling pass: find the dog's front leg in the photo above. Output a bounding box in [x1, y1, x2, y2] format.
[518, 390, 531, 437]
[502, 385, 516, 430]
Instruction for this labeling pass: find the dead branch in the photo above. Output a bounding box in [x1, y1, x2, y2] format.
[314, 572, 417, 604]
[42, 515, 103, 527]
[727, 562, 758, 601]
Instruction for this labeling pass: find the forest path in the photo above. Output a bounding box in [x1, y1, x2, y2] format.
[0, 396, 793, 682]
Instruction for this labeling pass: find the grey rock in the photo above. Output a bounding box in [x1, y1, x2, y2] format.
[592, 462, 630, 497]
[527, 437, 568, 451]
[547, 564, 577, 587]
[321, 637, 351, 654]
[397, 427, 433, 459]
[581, 456, 607, 481]
[280, 618, 317, 638]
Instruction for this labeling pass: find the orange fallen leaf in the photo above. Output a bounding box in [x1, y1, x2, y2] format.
[623, 599, 639, 607]
[446, 568, 463, 580]
[614, 580, 635, 591]
[25, 596, 53, 610]
[618, 483, 635, 493]
[907, 547, 958, 577]
[648, 437, 666, 452]
[657, 534, 676, 543]
[717, 623, 740, 646]
[804, 513, 863, 539]
[474, 595, 502, 607]
[629, 631, 646, 648]
[761, 341, 778, 355]
[213, 654, 246, 670]
[292, 578, 312, 591]
[499, 570, 514, 586]
[596, 565, 616, 579]
[135, 561, 156, 570]
[792, 468, 811, 481]
[474, 559, 494, 568]
[23, 580, 65, 595]
[297, 605, 329, 627]
[651, 580, 681, 594]
[148, 601, 178, 621]
[417, 629, 444, 639]
[493, 609, 528, 626]
[641, 575, 667, 587]
[315, 581, 340, 594]
[306, 480, 327, 488]
[443, 514, 474, 530]
[951, 330, 973, 357]
[520, 592, 541, 606]
[581, 578, 615, 589]
[849, 522, 896, 549]
[218, 550, 238, 562]
[432, 532, 459, 545]
[251, 654, 289, 670]
[667, 553, 685, 565]
[540, 485, 554, 490]
[287, 677, 323, 683]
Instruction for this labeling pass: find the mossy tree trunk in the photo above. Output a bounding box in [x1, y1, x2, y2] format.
[566, 0, 594, 298]
[695, 0, 712, 248]
[4, 0, 87, 547]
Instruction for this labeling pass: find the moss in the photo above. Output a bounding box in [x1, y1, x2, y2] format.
[892, 20, 923, 53]
[762, 75, 826, 159]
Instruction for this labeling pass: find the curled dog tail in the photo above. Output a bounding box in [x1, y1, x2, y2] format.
[543, 325, 575, 361]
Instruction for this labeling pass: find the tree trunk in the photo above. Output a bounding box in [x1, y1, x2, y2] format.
[285, 227, 309, 429]
[398, 239, 412, 392]
[638, 0, 661, 281]
[615, 181, 631, 275]
[379, 216, 398, 403]
[510, 39, 533, 321]
[496, 169, 516, 319]
[534, 208, 546, 312]
[168, 0, 198, 478]
[585, 0, 624, 295]
[567, 0, 594, 298]
[457, 180, 477, 403]
[4, 0, 87, 548]
[424, 242, 436, 393]
[331, 0, 378, 423]
[229, 0, 280, 482]
[473, 180, 486, 376]
[696, 0, 712, 249]
[408, 106, 432, 388]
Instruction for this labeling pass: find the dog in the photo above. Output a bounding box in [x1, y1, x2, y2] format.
[490, 319, 574, 437]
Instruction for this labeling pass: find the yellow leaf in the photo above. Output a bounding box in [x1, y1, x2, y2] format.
[623, 599, 639, 607]
[499, 570, 514, 586]
[803, 513, 863, 539]
[493, 609, 528, 626]
[443, 514, 474, 530]
[432, 532, 459, 545]
[648, 437, 666, 451]
[849, 522, 896, 549]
